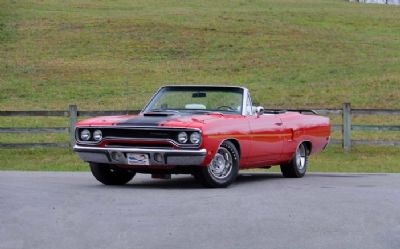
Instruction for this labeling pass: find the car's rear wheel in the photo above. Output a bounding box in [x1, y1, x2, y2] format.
[194, 141, 239, 188]
[280, 143, 308, 178]
[90, 163, 136, 185]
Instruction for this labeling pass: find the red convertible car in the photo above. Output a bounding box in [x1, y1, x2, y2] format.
[74, 85, 330, 187]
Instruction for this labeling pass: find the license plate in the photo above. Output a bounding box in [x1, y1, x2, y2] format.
[126, 153, 150, 165]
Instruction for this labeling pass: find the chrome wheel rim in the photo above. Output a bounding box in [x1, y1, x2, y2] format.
[208, 147, 233, 179]
[296, 144, 306, 170]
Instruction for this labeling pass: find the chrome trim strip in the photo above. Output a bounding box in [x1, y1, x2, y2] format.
[141, 86, 165, 114]
[76, 126, 201, 131]
[73, 145, 206, 155]
[76, 137, 200, 148]
[73, 145, 207, 166]
[141, 85, 249, 115]
[242, 87, 251, 116]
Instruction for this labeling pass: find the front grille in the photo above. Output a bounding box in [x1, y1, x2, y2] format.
[103, 128, 175, 140]
[77, 127, 178, 140]
[76, 127, 201, 147]
[105, 142, 174, 148]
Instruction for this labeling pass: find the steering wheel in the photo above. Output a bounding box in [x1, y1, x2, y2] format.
[216, 105, 234, 111]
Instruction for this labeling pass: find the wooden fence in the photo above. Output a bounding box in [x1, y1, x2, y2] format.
[0, 103, 399, 151]
[349, 0, 400, 5]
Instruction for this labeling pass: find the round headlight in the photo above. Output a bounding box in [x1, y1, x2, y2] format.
[177, 132, 188, 144]
[93, 130, 102, 141]
[190, 132, 201, 144]
[80, 129, 91, 141]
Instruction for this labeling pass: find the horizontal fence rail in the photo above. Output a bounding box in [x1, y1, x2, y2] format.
[351, 125, 400, 131]
[0, 104, 399, 151]
[0, 110, 140, 117]
[78, 110, 140, 117]
[0, 128, 68, 133]
[0, 111, 69, 117]
[351, 109, 400, 115]
[273, 108, 343, 115]
[331, 124, 400, 132]
[0, 143, 69, 148]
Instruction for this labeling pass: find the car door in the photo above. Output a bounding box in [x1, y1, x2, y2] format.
[247, 113, 286, 164]
[242, 94, 286, 165]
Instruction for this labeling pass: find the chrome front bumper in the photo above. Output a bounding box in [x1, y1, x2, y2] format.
[73, 145, 207, 166]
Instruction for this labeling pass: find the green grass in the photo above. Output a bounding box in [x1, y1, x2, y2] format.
[0, 148, 86, 171]
[1, 0, 400, 110]
[1, 145, 398, 172]
[1, 0, 400, 172]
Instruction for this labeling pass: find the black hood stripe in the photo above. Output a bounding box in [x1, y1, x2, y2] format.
[116, 114, 185, 127]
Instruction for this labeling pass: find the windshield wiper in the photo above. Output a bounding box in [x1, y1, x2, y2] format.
[149, 109, 180, 113]
[189, 110, 213, 114]
[188, 110, 228, 115]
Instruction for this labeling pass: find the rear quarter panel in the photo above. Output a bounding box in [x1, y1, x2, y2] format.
[279, 112, 330, 163]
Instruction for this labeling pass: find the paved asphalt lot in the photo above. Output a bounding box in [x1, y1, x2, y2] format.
[0, 172, 399, 249]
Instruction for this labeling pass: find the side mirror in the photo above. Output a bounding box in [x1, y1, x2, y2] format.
[256, 106, 264, 117]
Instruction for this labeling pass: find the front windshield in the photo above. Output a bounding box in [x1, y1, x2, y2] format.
[144, 87, 243, 114]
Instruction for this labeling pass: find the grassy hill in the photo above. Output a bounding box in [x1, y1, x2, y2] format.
[1, 0, 400, 110]
[0, 0, 399, 172]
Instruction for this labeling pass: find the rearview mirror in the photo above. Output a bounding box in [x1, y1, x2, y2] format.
[256, 106, 264, 117]
[192, 92, 206, 98]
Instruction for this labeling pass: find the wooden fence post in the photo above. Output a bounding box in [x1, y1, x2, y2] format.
[68, 105, 77, 148]
[342, 103, 352, 152]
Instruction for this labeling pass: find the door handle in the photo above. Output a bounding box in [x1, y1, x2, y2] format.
[274, 122, 283, 126]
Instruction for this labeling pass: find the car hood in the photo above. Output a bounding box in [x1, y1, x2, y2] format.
[75, 112, 235, 129]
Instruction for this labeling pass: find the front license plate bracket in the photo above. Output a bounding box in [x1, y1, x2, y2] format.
[126, 153, 150, 165]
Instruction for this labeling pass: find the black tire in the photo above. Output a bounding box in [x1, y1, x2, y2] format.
[89, 163, 136, 185]
[280, 143, 309, 178]
[194, 141, 240, 188]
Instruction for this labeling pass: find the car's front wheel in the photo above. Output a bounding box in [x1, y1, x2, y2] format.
[194, 141, 239, 188]
[90, 163, 136, 185]
[280, 143, 309, 178]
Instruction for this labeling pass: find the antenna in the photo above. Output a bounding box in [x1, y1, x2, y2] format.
[125, 78, 129, 115]
[124, 62, 130, 115]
